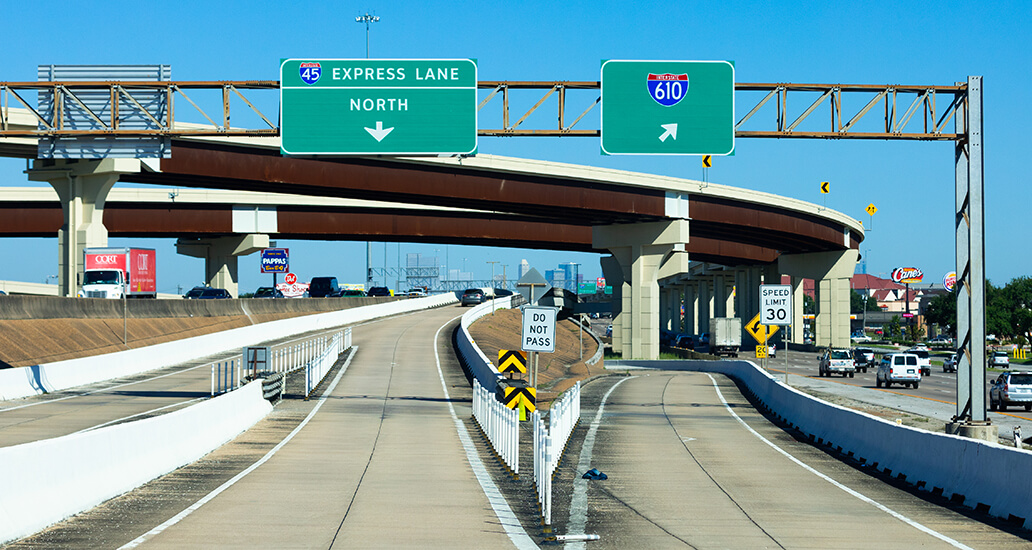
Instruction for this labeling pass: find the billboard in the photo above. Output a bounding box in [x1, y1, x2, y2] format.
[261, 248, 289, 273]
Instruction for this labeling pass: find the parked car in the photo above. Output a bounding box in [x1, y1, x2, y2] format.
[943, 353, 958, 373]
[183, 286, 208, 299]
[308, 277, 341, 298]
[197, 288, 231, 299]
[905, 347, 933, 376]
[928, 335, 953, 347]
[852, 347, 875, 373]
[851, 333, 872, 343]
[605, 324, 613, 338]
[367, 286, 391, 297]
[818, 348, 856, 378]
[989, 351, 1010, 368]
[989, 371, 1032, 411]
[460, 288, 486, 306]
[253, 286, 284, 299]
[876, 353, 921, 389]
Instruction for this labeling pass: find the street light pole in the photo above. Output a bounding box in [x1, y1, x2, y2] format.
[357, 12, 379, 291]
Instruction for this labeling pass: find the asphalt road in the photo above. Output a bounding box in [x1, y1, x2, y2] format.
[562, 372, 1031, 548]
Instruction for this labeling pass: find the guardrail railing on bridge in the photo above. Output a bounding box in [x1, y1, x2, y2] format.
[533, 381, 581, 528]
[209, 327, 352, 399]
[472, 378, 519, 475]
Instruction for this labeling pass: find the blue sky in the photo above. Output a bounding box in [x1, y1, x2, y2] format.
[1, 1, 1029, 294]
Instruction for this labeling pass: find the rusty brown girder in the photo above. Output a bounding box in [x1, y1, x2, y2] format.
[1, 79, 968, 142]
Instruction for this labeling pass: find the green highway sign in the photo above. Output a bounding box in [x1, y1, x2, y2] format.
[601, 60, 734, 156]
[280, 58, 477, 155]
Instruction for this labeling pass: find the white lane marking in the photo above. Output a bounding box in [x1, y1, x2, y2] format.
[703, 373, 974, 550]
[432, 316, 538, 550]
[118, 347, 360, 549]
[68, 397, 206, 435]
[567, 376, 634, 550]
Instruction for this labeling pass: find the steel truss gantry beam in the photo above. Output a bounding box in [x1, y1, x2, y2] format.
[2, 80, 968, 141]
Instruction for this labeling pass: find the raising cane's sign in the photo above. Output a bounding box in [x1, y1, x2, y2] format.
[891, 267, 924, 284]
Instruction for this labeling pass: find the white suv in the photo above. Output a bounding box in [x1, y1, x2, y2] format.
[989, 351, 1010, 368]
[989, 372, 1032, 411]
[876, 353, 921, 389]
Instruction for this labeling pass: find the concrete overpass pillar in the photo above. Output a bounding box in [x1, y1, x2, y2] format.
[668, 285, 683, 334]
[28, 159, 142, 297]
[660, 287, 672, 332]
[791, 276, 806, 344]
[779, 250, 859, 349]
[600, 254, 624, 352]
[176, 234, 270, 298]
[594, 220, 688, 359]
[713, 275, 727, 318]
[683, 283, 696, 335]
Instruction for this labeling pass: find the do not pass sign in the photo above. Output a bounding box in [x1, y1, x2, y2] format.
[522, 306, 556, 353]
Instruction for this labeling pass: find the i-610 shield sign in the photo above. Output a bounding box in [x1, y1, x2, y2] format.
[759, 284, 792, 326]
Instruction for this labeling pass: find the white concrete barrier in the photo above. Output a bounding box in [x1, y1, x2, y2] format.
[0, 380, 273, 544]
[0, 294, 457, 401]
[610, 358, 1032, 529]
[456, 295, 516, 391]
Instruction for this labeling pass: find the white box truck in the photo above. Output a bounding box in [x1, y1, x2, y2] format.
[79, 247, 157, 299]
[709, 317, 742, 357]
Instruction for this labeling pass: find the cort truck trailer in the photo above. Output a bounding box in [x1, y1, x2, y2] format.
[79, 247, 157, 299]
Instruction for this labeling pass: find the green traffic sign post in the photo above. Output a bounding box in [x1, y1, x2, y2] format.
[601, 60, 734, 156]
[280, 58, 477, 155]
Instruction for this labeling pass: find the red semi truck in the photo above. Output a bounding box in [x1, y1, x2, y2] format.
[78, 247, 157, 299]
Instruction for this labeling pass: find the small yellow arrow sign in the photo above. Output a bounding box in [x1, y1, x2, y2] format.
[866, 203, 878, 216]
[744, 313, 781, 344]
[820, 181, 830, 194]
[702, 155, 712, 168]
[498, 349, 528, 374]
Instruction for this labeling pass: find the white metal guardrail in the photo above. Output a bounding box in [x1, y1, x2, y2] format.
[472, 377, 520, 475]
[210, 359, 240, 396]
[533, 381, 581, 527]
[209, 327, 352, 398]
[304, 329, 349, 398]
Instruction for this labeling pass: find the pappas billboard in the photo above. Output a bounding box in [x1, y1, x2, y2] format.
[261, 248, 289, 273]
[891, 267, 924, 284]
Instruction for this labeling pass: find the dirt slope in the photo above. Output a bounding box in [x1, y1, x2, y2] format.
[467, 308, 606, 408]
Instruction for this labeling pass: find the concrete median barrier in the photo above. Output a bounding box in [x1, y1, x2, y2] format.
[0, 380, 272, 545]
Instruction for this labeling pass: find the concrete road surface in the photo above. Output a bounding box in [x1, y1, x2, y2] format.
[565, 372, 1031, 548]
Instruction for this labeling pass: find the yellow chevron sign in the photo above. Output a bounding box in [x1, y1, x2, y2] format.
[498, 349, 528, 374]
[744, 313, 781, 344]
[503, 386, 536, 413]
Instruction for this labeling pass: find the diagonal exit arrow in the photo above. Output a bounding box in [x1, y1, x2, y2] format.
[364, 121, 394, 142]
[658, 123, 678, 142]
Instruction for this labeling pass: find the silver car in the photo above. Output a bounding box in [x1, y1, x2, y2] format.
[989, 372, 1032, 412]
[876, 353, 921, 389]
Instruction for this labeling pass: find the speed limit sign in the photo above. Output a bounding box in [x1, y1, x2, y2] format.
[759, 284, 792, 326]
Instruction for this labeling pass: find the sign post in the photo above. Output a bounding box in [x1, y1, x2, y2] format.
[600, 60, 734, 156]
[280, 58, 478, 156]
